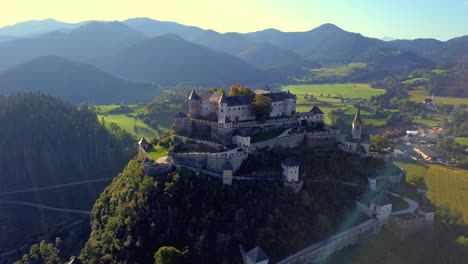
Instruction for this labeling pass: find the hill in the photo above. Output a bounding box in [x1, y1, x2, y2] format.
[88, 34, 269, 86]
[0, 21, 146, 71]
[0, 18, 81, 36]
[238, 43, 318, 69]
[0, 93, 134, 192]
[0, 55, 160, 104]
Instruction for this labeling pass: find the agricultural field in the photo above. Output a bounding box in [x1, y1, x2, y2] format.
[395, 159, 468, 223]
[402, 77, 428, 85]
[95, 104, 161, 139]
[454, 137, 468, 145]
[299, 63, 368, 82]
[408, 87, 468, 106]
[146, 145, 169, 160]
[284, 83, 386, 126]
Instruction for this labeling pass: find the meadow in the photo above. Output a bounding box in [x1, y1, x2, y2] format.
[95, 104, 160, 139]
[408, 87, 468, 106]
[297, 63, 368, 82]
[395, 159, 468, 223]
[283, 83, 386, 125]
[454, 137, 468, 145]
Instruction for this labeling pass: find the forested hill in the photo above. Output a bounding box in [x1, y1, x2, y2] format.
[87, 34, 270, 86]
[0, 55, 160, 104]
[0, 93, 134, 191]
[79, 150, 385, 263]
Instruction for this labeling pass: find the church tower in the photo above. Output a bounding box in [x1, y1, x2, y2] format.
[352, 106, 362, 140]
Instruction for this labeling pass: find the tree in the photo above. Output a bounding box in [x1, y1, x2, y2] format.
[229, 84, 252, 96]
[154, 246, 184, 264]
[252, 94, 272, 122]
[370, 136, 394, 154]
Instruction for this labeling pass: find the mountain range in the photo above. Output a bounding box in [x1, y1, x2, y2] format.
[0, 18, 467, 103]
[0, 55, 160, 104]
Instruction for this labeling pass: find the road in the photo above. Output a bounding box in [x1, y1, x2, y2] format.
[0, 177, 114, 196]
[386, 191, 419, 215]
[0, 200, 91, 216]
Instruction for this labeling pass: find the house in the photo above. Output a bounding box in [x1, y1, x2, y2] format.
[369, 192, 392, 221]
[281, 157, 299, 183]
[296, 106, 325, 128]
[343, 106, 370, 154]
[418, 202, 435, 224]
[416, 182, 428, 196]
[138, 137, 150, 150]
[242, 246, 269, 264]
[188, 89, 296, 122]
[414, 145, 444, 163]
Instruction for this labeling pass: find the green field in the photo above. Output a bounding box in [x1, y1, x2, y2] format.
[283, 83, 384, 99]
[95, 104, 161, 139]
[306, 63, 368, 79]
[408, 87, 468, 106]
[146, 145, 169, 160]
[284, 83, 386, 126]
[403, 77, 428, 85]
[454, 137, 468, 145]
[396, 159, 468, 223]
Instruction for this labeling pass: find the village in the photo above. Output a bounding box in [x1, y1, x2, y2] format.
[137, 87, 437, 264]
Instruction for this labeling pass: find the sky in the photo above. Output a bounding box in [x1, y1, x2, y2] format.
[1, 0, 468, 40]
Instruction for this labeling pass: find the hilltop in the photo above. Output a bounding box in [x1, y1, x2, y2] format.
[0, 55, 160, 104]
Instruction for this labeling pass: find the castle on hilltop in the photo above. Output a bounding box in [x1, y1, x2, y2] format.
[188, 89, 296, 122]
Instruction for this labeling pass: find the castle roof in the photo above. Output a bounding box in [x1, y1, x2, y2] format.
[222, 161, 233, 171]
[235, 128, 250, 137]
[245, 247, 269, 263]
[354, 105, 361, 123]
[222, 91, 296, 106]
[282, 157, 299, 167]
[370, 192, 391, 206]
[188, 89, 201, 100]
[175, 112, 187, 118]
[311, 106, 324, 115]
[138, 137, 149, 145]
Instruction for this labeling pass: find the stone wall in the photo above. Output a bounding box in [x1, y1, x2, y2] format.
[277, 218, 380, 264]
[247, 133, 305, 152]
[170, 150, 248, 174]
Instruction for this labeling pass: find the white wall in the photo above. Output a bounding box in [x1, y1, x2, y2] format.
[282, 164, 299, 182]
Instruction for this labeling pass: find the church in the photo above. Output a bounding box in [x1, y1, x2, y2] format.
[343, 106, 370, 154]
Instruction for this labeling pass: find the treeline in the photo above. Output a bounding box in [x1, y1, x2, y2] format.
[80, 157, 363, 263]
[0, 92, 134, 191]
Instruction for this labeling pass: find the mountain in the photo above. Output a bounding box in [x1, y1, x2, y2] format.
[247, 23, 384, 65]
[88, 34, 268, 86]
[0, 55, 160, 104]
[123, 17, 207, 40]
[238, 43, 319, 69]
[0, 21, 146, 71]
[381, 36, 396, 41]
[0, 35, 15, 43]
[0, 18, 82, 36]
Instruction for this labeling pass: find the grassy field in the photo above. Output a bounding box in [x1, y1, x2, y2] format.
[284, 83, 386, 126]
[306, 63, 368, 79]
[408, 87, 468, 106]
[403, 77, 428, 85]
[454, 137, 468, 145]
[95, 104, 161, 139]
[146, 145, 169, 160]
[412, 117, 441, 127]
[395, 159, 468, 223]
[283, 83, 384, 99]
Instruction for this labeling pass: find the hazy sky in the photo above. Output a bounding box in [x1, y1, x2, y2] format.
[1, 0, 468, 40]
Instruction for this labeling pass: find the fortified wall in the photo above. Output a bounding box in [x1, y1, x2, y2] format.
[277, 218, 380, 264]
[170, 150, 248, 174]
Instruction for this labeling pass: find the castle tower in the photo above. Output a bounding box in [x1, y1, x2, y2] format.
[352, 106, 362, 140]
[188, 89, 201, 118]
[368, 176, 377, 191]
